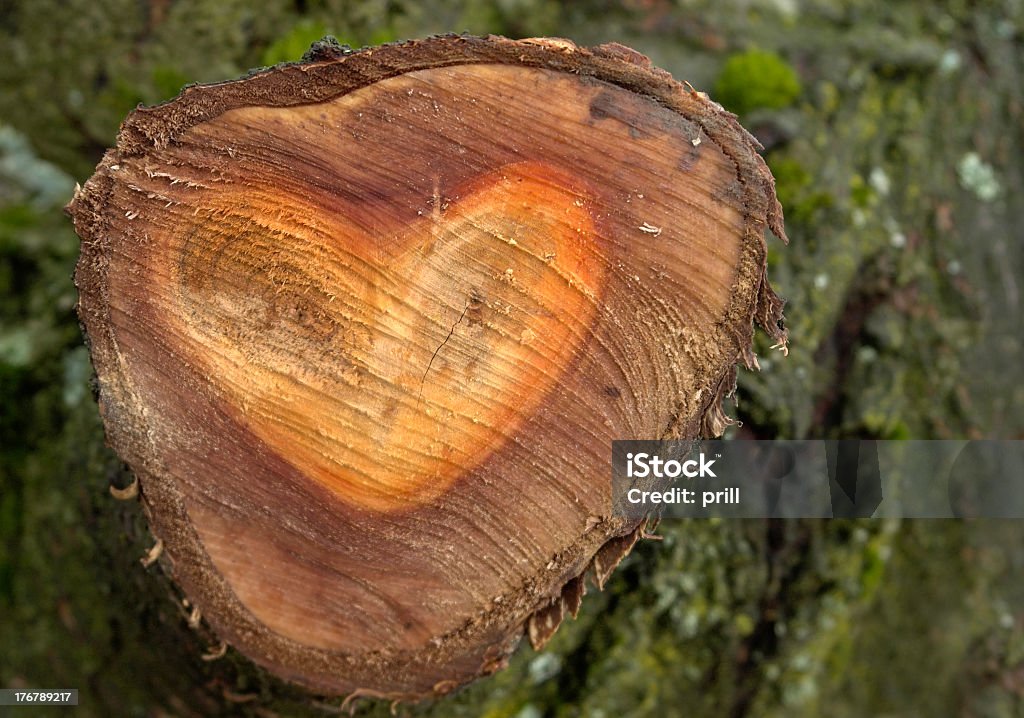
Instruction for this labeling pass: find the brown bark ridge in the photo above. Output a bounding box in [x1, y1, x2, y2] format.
[66, 34, 788, 700]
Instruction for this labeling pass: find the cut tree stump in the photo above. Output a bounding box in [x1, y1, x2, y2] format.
[66, 34, 787, 700]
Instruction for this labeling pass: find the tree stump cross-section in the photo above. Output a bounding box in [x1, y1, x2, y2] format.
[67, 34, 788, 699]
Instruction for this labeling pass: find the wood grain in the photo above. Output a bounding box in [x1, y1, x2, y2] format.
[68, 35, 787, 698]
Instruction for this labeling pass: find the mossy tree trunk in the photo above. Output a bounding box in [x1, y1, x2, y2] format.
[2, 1, 1023, 716]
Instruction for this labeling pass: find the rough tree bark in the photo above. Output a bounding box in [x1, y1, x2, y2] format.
[66, 35, 786, 699]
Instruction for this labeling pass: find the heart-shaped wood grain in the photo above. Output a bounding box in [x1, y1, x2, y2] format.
[174, 161, 603, 512]
[68, 36, 788, 700]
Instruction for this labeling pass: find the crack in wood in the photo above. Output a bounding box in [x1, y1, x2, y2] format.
[418, 301, 470, 405]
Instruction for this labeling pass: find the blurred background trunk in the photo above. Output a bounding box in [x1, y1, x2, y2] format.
[1, 1, 1022, 716]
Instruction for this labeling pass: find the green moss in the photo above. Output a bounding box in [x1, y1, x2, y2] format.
[262, 21, 334, 65]
[769, 157, 834, 225]
[714, 49, 802, 116]
[849, 174, 876, 209]
[769, 158, 811, 208]
[150, 65, 191, 102]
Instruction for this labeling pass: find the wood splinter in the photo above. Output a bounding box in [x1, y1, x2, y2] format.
[108, 476, 138, 500]
[201, 641, 228, 662]
[67, 35, 787, 698]
[139, 539, 163, 568]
